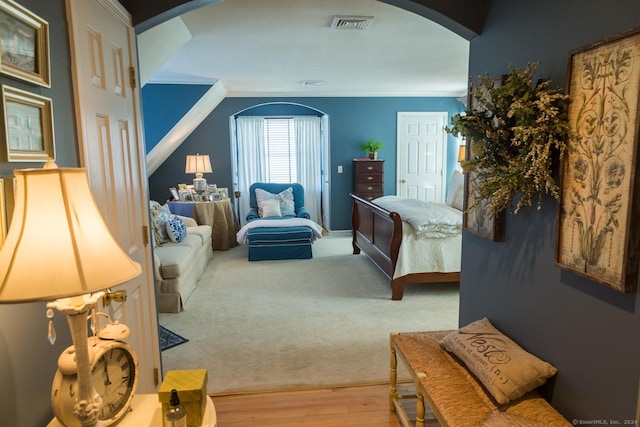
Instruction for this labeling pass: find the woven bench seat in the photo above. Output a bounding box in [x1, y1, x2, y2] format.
[390, 331, 571, 427]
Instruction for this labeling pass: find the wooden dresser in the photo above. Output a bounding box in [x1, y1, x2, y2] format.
[353, 159, 384, 201]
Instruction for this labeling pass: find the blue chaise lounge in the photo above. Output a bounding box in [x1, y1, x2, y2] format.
[245, 182, 315, 261]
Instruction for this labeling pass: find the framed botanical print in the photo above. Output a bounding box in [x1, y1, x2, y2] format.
[0, 0, 50, 87]
[0, 85, 55, 162]
[556, 27, 640, 293]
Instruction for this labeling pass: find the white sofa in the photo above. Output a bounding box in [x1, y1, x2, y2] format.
[150, 201, 213, 313]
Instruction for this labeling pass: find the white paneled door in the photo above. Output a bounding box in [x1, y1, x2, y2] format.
[66, 0, 160, 392]
[397, 112, 448, 202]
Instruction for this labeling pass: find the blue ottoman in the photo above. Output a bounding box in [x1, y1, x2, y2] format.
[246, 226, 313, 261]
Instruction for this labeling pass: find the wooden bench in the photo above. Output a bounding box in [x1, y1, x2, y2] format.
[390, 331, 572, 427]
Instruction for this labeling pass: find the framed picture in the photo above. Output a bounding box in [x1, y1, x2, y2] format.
[178, 189, 193, 202]
[462, 76, 505, 242]
[169, 187, 179, 201]
[463, 157, 504, 242]
[2, 175, 14, 228]
[0, 85, 54, 162]
[556, 27, 640, 293]
[217, 187, 229, 199]
[0, 178, 6, 248]
[0, 1, 50, 87]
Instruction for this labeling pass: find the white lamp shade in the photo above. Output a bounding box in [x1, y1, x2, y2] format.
[0, 163, 141, 303]
[185, 154, 212, 174]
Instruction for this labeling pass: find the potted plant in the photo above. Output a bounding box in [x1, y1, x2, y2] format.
[360, 139, 383, 159]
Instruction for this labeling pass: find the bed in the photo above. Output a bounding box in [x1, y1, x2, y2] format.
[350, 172, 464, 300]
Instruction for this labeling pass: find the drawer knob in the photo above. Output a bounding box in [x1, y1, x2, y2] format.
[366, 166, 374, 170]
[367, 186, 373, 190]
[367, 176, 373, 180]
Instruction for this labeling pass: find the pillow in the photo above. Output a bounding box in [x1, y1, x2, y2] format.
[255, 187, 296, 216]
[149, 201, 171, 244]
[259, 198, 282, 218]
[446, 170, 464, 211]
[439, 318, 557, 405]
[166, 215, 187, 243]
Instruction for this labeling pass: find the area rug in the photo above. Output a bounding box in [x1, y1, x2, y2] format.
[159, 233, 459, 395]
[159, 325, 189, 351]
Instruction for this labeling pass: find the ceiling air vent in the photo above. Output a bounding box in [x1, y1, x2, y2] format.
[330, 16, 374, 30]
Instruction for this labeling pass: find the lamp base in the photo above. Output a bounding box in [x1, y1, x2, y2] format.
[193, 177, 207, 193]
[49, 294, 105, 427]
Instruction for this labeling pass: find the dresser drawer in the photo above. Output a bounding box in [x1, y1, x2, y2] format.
[354, 161, 384, 174]
[355, 173, 383, 184]
[359, 193, 382, 202]
[355, 183, 383, 194]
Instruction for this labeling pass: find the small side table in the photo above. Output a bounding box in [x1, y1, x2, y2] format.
[169, 199, 238, 251]
[47, 393, 217, 426]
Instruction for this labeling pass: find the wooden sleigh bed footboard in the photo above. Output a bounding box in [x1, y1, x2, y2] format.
[350, 193, 460, 300]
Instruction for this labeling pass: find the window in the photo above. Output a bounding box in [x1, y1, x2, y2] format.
[264, 118, 296, 183]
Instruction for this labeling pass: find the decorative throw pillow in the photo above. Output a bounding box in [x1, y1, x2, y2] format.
[166, 215, 187, 243]
[446, 170, 464, 211]
[258, 198, 282, 218]
[439, 318, 557, 405]
[255, 187, 296, 216]
[149, 201, 171, 244]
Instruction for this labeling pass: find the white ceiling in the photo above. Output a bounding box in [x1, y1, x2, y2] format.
[138, 0, 470, 97]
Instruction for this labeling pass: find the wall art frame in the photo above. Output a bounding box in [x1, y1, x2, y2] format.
[462, 75, 505, 242]
[0, 85, 55, 162]
[463, 148, 504, 242]
[0, 178, 6, 248]
[0, 0, 50, 87]
[556, 27, 640, 293]
[2, 176, 14, 229]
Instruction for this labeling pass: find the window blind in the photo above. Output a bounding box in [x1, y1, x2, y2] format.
[264, 118, 297, 183]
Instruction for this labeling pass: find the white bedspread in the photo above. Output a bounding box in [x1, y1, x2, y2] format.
[236, 218, 324, 245]
[372, 196, 462, 238]
[393, 221, 461, 279]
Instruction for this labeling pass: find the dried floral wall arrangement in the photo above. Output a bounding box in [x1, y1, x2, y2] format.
[446, 62, 570, 216]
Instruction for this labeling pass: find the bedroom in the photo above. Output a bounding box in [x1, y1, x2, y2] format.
[1, 0, 639, 425]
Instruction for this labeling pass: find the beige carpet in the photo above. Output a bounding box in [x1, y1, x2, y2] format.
[158, 233, 459, 395]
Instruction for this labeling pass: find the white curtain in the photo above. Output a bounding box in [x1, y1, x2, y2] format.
[294, 116, 322, 224]
[236, 117, 265, 223]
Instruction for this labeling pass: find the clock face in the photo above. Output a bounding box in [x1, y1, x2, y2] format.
[91, 346, 136, 420]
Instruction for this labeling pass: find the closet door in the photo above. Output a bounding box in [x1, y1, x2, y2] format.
[66, 0, 160, 392]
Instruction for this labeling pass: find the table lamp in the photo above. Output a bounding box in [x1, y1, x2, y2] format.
[0, 161, 142, 427]
[185, 154, 212, 193]
[457, 145, 466, 163]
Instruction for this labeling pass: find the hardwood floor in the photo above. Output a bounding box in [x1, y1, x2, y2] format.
[211, 383, 405, 426]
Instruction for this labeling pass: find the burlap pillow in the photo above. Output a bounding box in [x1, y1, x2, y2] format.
[440, 318, 557, 405]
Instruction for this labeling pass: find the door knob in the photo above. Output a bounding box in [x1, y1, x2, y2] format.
[400, 179, 407, 183]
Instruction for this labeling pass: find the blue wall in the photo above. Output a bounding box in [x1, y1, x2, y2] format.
[460, 0, 640, 422]
[147, 95, 464, 229]
[0, 0, 79, 425]
[141, 83, 212, 152]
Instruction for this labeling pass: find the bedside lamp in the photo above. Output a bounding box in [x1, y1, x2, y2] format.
[457, 145, 466, 163]
[185, 154, 212, 193]
[0, 161, 141, 427]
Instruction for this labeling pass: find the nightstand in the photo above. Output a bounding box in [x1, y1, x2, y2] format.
[47, 393, 217, 427]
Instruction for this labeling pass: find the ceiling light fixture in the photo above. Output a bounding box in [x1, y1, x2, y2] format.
[330, 16, 374, 30]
